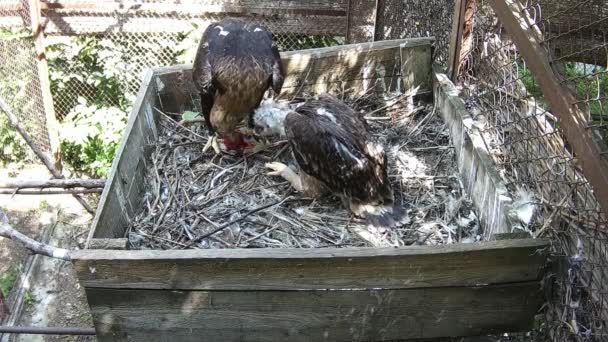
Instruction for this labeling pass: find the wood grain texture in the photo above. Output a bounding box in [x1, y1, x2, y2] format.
[400, 42, 432, 94]
[434, 71, 515, 239]
[29, 0, 62, 173]
[87, 70, 157, 242]
[72, 239, 549, 290]
[88, 238, 129, 250]
[153, 38, 434, 111]
[87, 282, 543, 342]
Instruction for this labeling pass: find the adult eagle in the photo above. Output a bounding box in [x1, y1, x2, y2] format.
[255, 93, 405, 229]
[192, 17, 284, 154]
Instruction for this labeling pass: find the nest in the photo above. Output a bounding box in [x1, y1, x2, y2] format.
[128, 91, 481, 250]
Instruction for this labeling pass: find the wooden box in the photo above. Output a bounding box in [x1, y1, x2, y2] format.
[72, 38, 549, 341]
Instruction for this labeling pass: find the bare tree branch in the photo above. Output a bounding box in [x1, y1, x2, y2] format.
[0, 97, 95, 215]
[0, 179, 106, 189]
[0, 212, 71, 261]
[0, 189, 102, 195]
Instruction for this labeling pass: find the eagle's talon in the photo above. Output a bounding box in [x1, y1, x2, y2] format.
[202, 135, 221, 155]
[265, 162, 288, 176]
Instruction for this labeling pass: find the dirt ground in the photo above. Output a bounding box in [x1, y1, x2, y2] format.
[0, 164, 96, 342]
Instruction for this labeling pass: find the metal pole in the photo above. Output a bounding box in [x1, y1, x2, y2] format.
[0, 326, 96, 335]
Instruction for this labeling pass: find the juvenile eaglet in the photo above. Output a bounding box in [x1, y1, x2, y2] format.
[192, 17, 284, 154]
[255, 93, 406, 229]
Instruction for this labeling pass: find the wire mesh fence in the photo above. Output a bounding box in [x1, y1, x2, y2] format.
[41, 0, 348, 118]
[457, 0, 608, 340]
[0, 1, 51, 162]
[374, 0, 455, 66]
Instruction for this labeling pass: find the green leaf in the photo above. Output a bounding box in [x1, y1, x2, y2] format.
[181, 111, 200, 121]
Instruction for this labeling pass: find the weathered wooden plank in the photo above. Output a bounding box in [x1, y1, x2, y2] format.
[434, 72, 514, 239]
[28, 0, 62, 173]
[447, 0, 477, 81]
[72, 239, 548, 290]
[400, 41, 432, 94]
[154, 38, 434, 108]
[86, 281, 543, 342]
[488, 0, 608, 216]
[87, 70, 157, 242]
[88, 238, 129, 250]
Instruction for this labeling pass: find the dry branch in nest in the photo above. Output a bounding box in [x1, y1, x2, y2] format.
[128, 90, 481, 250]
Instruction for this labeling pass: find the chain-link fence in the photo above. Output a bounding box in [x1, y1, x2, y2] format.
[457, 0, 608, 340]
[374, 0, 455, 66]
[0, 0, 51, 162]
[41, 0, 348, 118]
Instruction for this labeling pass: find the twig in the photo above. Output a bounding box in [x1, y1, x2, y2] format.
[363, 94, 407, 118]
[0, 97, 95, 214]
[183, 194, 293, 248]
[534, 193, 570, 238]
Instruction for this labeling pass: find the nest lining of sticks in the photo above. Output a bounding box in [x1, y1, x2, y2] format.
[127, 91, 482, 250]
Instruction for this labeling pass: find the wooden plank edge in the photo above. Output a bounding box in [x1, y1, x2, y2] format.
[85, 69, 156, 245]
[73, 238, 549, 260]
[150, 37, 436, 77]
[88, 238, 129, 250]
[433, 71, 516, 240]
[282, 37, 435, 58]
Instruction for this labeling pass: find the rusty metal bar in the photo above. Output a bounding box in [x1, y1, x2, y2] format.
[488, 0, 608, 216]
[0, 326, 96, 335]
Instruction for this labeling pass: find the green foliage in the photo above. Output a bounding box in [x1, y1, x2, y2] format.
[0, 269, 18, 297]
[0, 28, 36, 166]
[517, 58, 608, 143]
[47, 36, 135, 177]
[0, 27, 33, 41]
[175, 23, 202, 65]
[275, 34, 340, 51]
[23, 289, 35, 306]
[59, 97, 130, 177]
[39, 200, 50, 211]
[563, 63, 608, 119]
[0, 116, 28, 165]
[181, 111, 200, 121]
[516, 58, 543, 101]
